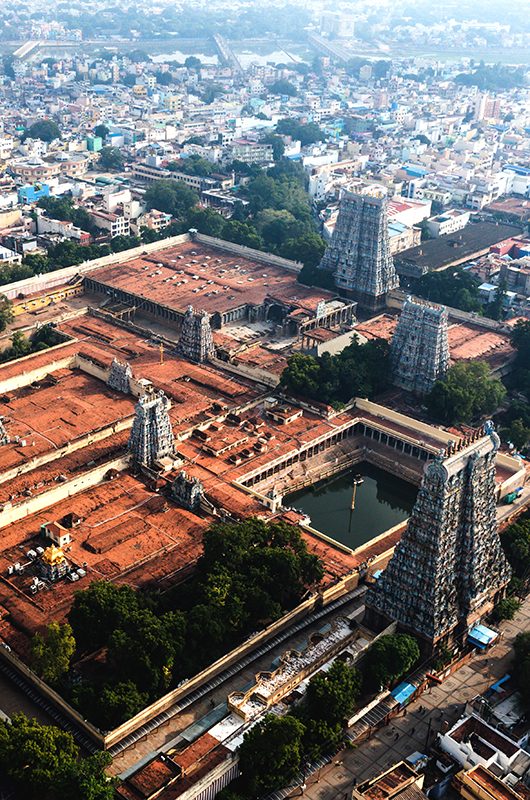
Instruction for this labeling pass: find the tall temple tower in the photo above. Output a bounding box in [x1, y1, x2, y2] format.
[319, 185, 399, 313]
[365, 423, 511, 654]
[176, 306, 214, 363]
[128, 387, 174, 467]
[390, 297, 449, 395]
[107, 358, 133, 394]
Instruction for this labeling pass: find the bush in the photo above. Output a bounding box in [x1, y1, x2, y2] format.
[492, 597, 520, 622]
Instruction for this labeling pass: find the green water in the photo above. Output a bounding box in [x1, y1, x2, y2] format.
[285, 463, 417, 551]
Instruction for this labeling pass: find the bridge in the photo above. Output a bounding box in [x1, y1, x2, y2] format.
[12, 40, 42, 60]
[212, 34, 243, 73]
[307, 33, 351, 64]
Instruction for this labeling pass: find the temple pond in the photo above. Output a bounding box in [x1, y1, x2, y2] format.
[284, 463, 418, 550]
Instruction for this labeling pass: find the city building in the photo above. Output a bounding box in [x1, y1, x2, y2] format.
[319, 185, 399, 312]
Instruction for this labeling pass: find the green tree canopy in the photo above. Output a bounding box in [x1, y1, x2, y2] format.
[32, 621, 75, 686]
[24, 119, 61, 143]
[513, 632, 530, 712]
[426, 361, 506, 424]
[411, 268, 482, 312]
[0, 295, 13, 332]
[144, 179, 199, 218]
[363, 634, 420, 692]
[0, 714, 115, 800]
[280, 339, 391, 407]
[276, 118, 325, 146]
[68, 580, 140, 652]
[98, 146, 125, 171]
[238, 714, 305, 796]
[269, 79, 297, 96]
[94, 124, 109, 140]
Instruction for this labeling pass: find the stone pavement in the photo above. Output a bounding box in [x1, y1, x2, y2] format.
[299, 595, 530, 800]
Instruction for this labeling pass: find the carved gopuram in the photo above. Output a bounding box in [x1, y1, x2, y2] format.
[319, 185, 399, 313]
[364, 423, 511, 654]
[390, 297, 449, 395]
[128, 388, 174, 467]
[107, 358, 133, 394]
[176, 305, 214, 364]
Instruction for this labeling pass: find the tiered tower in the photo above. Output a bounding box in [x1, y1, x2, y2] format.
[171, 470, 203, 512]
[128, 388, 174, 467]
[390, 297, 449, 395]
[319, 185, 399, 312]
[365, 423, 511, 653]
[0, 417, 9, 446]
[107, 358, 133, 394]
[176, 306, 214, 363]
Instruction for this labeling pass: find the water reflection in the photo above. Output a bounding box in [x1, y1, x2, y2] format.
[284, 462, 417, 550]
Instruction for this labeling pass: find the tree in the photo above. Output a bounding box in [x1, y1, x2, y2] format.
[0, 295, 13, 332]
[0, 714, 117, 799]
[238, 714, 305, 796]
[492, 597, 520, 622]
[184, 56, 202, 70]
[56, 751, 115, 800]
[144, 180, 198, 218]
[503, 419, 530, 451]
[426, 361, 506, 424]
[269, 79, 297, 96]
[32, 621, 76, 685]
[222, 219, 263, 250]
[501, 517, 530, 580]
[411, 268, 482, 313]
[97, 682, 148, 729]
[24, 119, 61, 143]
[98, 146, 124, 171]
[261, 132, 285, 161]
[281, 232, 326, 269]
[303, 660, 361, 726]
[280, 339, 391, 407]
[110, 234, 141, 252]
[0, 714, 77, 799]
[94, 124, 109, 140]
[513, 632, 530, 712]
[276, 118, 324, 146]
[187, 207, 225, 237]
[363, 634, 420, 692]
[68, 580, 140, 652]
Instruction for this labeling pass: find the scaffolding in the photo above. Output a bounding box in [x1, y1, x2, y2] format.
[107, 358, 133, 394]
[128, 387, 175, 466]
[319, 185, 399, 311]
[390, 297, 449, 395]
[365, 423, 511, 645]
[176, 305, 214, 364]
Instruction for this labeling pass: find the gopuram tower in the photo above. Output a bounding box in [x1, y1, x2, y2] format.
[364, 422, 511, 654]
[390, 297, 450, 395]
[318, 185, 399, 313]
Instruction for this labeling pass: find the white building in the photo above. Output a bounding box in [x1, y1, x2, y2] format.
[439, 714, 530, 782]
[427, 208, 471, 237]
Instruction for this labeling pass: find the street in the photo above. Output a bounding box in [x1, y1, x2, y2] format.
[299, 594, 530, 799]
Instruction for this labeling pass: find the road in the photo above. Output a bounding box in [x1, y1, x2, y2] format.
[298, 594, 530, 800]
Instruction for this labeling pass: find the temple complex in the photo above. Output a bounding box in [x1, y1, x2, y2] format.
[390, 297, 450, 394]
[364, 423, 511, 653]
[319, 185, 399, 312]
